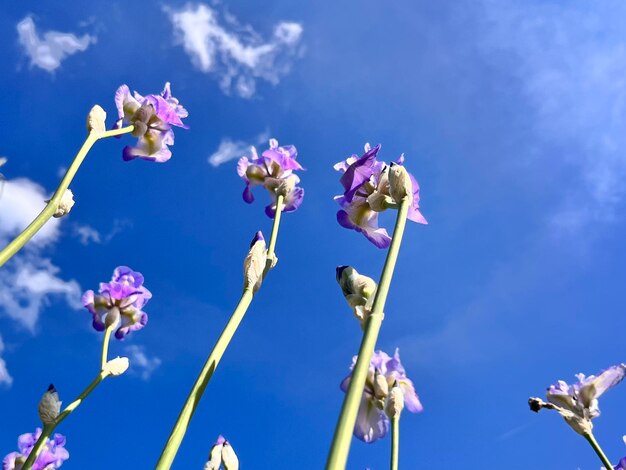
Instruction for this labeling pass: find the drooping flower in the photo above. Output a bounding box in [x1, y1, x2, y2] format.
[334, 143, 427, 248]
[528, 364, 626, 435]
[237, 138, 304, 218]
[114, 82, 188, 163]
[82, 266, 152, 339]
[204, 435, 239, 470]
[340, 349, 423, 443]
[3, 428, 69, 470]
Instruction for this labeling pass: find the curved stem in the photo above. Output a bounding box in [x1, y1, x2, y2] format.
[22, 371, 110, 470]
[390, 416, 400, 470]
[101, 324, 114, 370]
[584, 433, 614, 470]
[156, 196, 286, 469]
[325, 197, 411, 470]
[0, 125, 134, 267]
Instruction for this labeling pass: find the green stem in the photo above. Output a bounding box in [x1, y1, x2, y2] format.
[101, 324, 114, 370]
[156, 197, 286, 469]
[325, 197, 411, 470]
[390, 416, 400, 470]
[0, 125, 134, 267]
[584, 433, 614, 470]
[22, 371, 110, 470]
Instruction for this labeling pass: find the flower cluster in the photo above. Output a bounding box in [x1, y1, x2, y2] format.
[114, 82, 188, 162]
[82, 266, 152, 339]
[237, 138, 304, 218]
[529, 364, 626, 435]
[340, 349, 422, 443]
[3, 429, 69, 470]
[334, 143, 427, 248]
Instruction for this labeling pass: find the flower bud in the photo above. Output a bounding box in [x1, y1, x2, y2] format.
[38, 384, 61, 425]
[243, 231, 267, 293]
[366, 168, 393, 211]
[276, 175, 296, 198]
[389, 163, 413, 203]
[87, 105, 107, 134]
[50, 189, 75, 218]
[131, 121, 148, 137]
[336, 266, 377, 309]
[103, 356, 129, 376]
[386, 383, 405, 419]
[133, 104, 154, 124]
[105, 306, 121, 329]
[373, 369, 389, 400]
[221, 441, 239, 470]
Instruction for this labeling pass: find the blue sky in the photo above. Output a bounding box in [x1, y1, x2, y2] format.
[1, 1, 626, 468]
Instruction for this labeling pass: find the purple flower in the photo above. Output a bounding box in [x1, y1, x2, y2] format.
[340, 349, 423, 443]
[334, 143, 427, 248]
[3, 428, 69, 470]
[529, 364, 626, 435]
[82, 266, 151, 340]
[237, 138, 304, 218]
[114, 82, 188, 163]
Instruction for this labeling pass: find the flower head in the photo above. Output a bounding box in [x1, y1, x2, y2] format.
[340, 349, 422, 443]
[3, 428, 69, 470]
[114, 82, 188, 162]
[205, 435, 239, 470]
[237, 138, 304, 218]
[82, 266, 151, 339]
[334, 143, 427, 248]
[528, 364, 626, 435]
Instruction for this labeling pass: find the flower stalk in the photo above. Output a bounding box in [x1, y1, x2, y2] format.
[0, 125, 134, 267]
[390, 416, 400, 470]
[326, 196, 411, 470]
[584, 433, 614, 470]
[156, 196, 286, 469]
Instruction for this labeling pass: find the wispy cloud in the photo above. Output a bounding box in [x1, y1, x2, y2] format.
[165, 3, 303, 98]
[0, 336, 12, 388]
[16, 16, 96, 73]
[208, 130, 270, 166]
[72, 219, 129, 245]
[479, 0, 626, 236]
[0, 178, 81, 331]
[124, 345, 162, 380]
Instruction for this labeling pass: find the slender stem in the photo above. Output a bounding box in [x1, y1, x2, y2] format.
[584, 433, 614, 470]
[156, 289, 254, 469]
[326, 197, 411, 470]
[22, 371, 110, 470]
[156, 196, 286, 469]
[101, 324, 114, 370]
[390, 416, 400, 470]
[0, 125, 134, 267]
[266, 194, 284, 262]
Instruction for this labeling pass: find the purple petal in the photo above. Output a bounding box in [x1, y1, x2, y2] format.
[243, 185, 254, 204]
[337, 210, 357, 230]
[353, 397, 389, 443]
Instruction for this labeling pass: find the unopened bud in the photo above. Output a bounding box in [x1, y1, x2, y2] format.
[105, 307, 121, 329]
[103, 357, 129, 376]
[243, 231, 267, 293]
[388, 163, 413, 203]
[206, 436, 224, 470]
[336, 266, 377, 308]
[221, 441, 239, 470]
[49, 189, 75, 218]
[373, 369, 389, 400]
[386, 383, 405, 419]
[38, 384, 61, 425]
[87, 105, 107, 134]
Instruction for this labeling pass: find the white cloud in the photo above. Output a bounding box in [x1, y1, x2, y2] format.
[17, 16, 96, 73]
[0, 178, 81, 331]
[479, 0, 626, 235]
[124, 345, 162, 380]
[0, 178, 60, 247]
[165, 4, 303, 98]
[72, 219, 130, 245]
[208, 130, 270, 166]
[0, 336, 13, 387]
